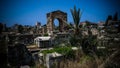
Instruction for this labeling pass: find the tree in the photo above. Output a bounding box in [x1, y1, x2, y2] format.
[105, 15, 112, 26]
[0, 23, 3, 34]
[70, 6, 99, 55]
[113, 12, 118, 21]
[18, 25, 23, 33]
[70, 6, 82, 47]
[70, 6, 82, 36]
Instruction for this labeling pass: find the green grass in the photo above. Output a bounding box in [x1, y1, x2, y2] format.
[41, 49, 55, 54]
[41, 46, 75, 58]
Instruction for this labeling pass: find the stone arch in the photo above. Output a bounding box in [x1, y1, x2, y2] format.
[46, 10, 67, 34]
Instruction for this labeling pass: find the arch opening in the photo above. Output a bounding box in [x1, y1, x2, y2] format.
[53, 19, 59, 31]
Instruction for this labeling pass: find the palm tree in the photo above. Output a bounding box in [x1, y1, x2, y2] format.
[70, 6, 82, 36]
[70, 6, 82, 47]
[70, 6, 98, 55]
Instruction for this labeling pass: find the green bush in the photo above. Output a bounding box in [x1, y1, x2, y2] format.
[41, 46, 75, 58]
[41, 49, 55, 54]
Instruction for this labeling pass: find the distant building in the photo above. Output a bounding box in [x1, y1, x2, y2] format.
[35, 21, 42, 34]
[80, 22, 86, 28]
[98, 21, 105, 28]
[36, 21, 41, 29]
[107, 20, 120, 33]
[41, 25, 47, 35]
[13, 24, 19, 32]
[80, 21, 97, 28]
[108, 20, 120, 26]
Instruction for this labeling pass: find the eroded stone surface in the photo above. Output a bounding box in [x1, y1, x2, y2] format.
[46, 10, 67, 34]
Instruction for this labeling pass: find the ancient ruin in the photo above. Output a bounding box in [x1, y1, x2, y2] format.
[46, 10, 67, 34]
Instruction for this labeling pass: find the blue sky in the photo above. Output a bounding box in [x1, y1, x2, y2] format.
[0, 0, 120, 26]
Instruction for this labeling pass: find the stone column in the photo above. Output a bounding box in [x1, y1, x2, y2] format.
[46, 54, 53, 68]
[47, 18, 53, 34]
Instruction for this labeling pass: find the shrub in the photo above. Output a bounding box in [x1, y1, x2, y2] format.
[41, 46, 75, 59]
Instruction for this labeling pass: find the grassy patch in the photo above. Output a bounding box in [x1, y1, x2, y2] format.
[41, 46, 75, 58]
[41, 49, 55, 54]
